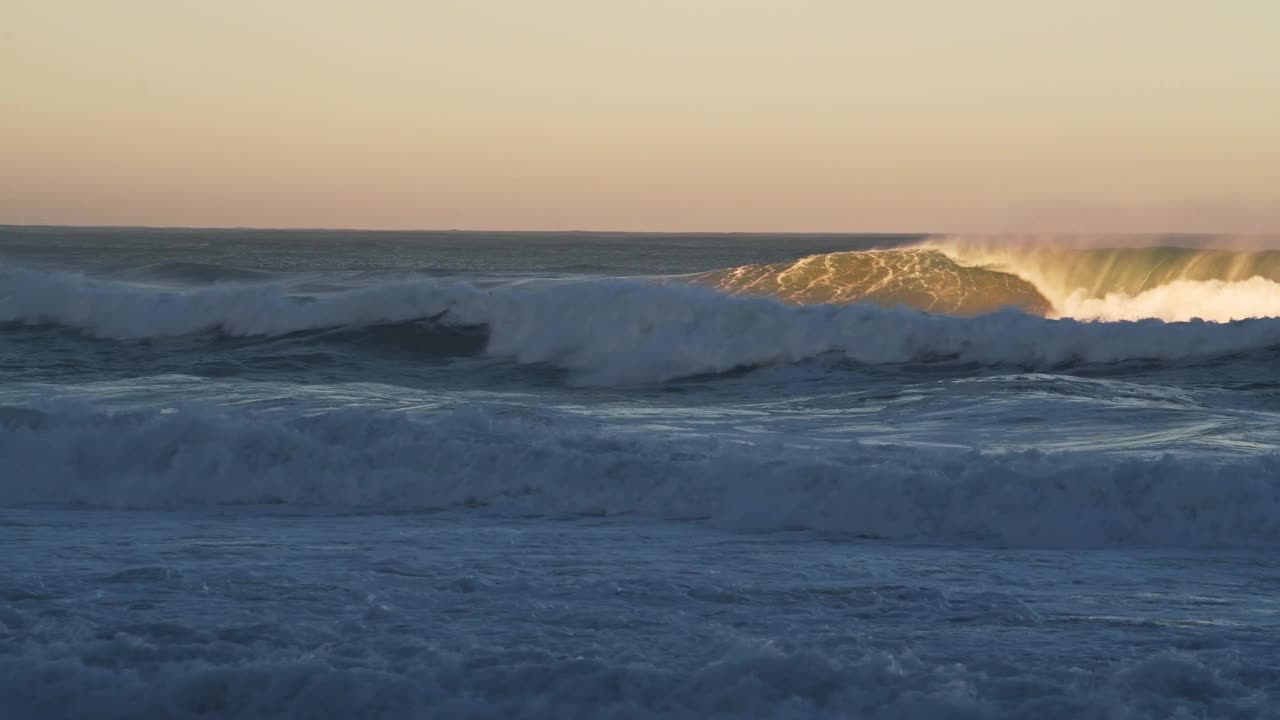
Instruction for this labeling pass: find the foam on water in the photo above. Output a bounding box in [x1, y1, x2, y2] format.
[1, 630, 1262, 719]
[5, 501, 1272, 720]
[4, 229, 1280, 719]
[3, 401, 1279, 548]
[0, 268, 482, 338]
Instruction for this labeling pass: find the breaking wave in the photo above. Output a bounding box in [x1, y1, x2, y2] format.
[929, 236, 1280, 322]
[7, 269, 1280, 384]
[3, 401, 1280, 548]
[697, 248, 1051, 315]
[702, 235, 1280, 322]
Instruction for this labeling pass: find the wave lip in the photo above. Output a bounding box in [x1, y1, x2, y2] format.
[4, 402, 1280, 548]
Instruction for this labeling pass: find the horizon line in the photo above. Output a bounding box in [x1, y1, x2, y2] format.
[1, 222, 1262, 238]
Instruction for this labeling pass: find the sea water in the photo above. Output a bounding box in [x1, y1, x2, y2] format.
[1, 226, 1278, 718]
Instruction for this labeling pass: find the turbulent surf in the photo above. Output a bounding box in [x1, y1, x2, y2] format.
[3, 226, 1279, 719]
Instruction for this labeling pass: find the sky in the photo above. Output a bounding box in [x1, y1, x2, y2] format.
[2, 0, 1278, 232]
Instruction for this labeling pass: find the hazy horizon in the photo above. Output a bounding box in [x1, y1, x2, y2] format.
[9, 223, 1280, 241]
[4, 1, 1278, 233]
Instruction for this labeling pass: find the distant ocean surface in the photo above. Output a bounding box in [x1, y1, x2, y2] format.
[2, 226, 1279, 719]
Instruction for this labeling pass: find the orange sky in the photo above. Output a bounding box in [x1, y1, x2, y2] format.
[3, 0, 1278, 232]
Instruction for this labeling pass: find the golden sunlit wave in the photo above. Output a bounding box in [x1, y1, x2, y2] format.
[700, 238, 1280, 322]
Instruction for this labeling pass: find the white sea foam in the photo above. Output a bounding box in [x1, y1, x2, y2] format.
[6, 270, 1280, 384]
[0, 269, 484, 338]
[926, 235, 1280, 322]
[3, 401, 1279, 548]
[0, 634, 1256, 719]
[1054, 277, 1280, 322]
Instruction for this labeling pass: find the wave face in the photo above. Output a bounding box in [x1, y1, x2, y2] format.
[5, 402, 1280, 547]
[8, 269, 1280, 384]
[698, 248, 1052, 315]
[699, 236, 1280, 322]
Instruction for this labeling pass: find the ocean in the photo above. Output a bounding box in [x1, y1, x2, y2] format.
[1, 225, 1278, 718]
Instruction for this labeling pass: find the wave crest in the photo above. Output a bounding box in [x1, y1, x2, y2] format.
[696, 249, 1051, 315]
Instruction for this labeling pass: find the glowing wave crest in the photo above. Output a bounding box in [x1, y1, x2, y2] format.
[703, 235, 1280, 323]
[928, 236, 1280, 322]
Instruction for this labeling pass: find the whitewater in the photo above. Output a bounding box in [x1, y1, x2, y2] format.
[2, 226, 1279, 719]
